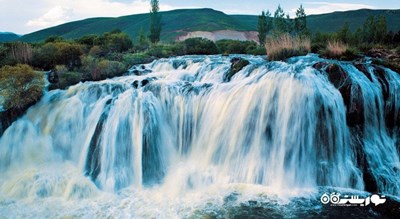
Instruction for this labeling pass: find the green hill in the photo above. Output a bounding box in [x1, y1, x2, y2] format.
[19, 8, 400, 42]
[0, 32, 21, 42]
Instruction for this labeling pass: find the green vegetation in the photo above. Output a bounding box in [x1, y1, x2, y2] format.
[257, 11, 272, 46]
[0, 32, 20, 43]
[0, 64, 44, 110]
[216, 40, 259, 55]
[294, 5, 309, 36]
[264, 5, 311, 60]
[182, 38, 218, 55]
[0, 6, 399, 117]
[266, 34, 310, 61]
[17, 9, 400, 43]
[149, 0, 162, 44]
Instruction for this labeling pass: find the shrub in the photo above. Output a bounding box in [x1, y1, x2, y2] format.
[77, 35, 100, 47]
[183, 38, 219, 55]
[147, 45, 167, 58]
[32, 43, 58, 70]
[265, 34, 310, 61]
[0, 44, 16, 67]
[122, 53, 155, 66]
[81, 56, 126, 81]
[340, 48, 361, 61]
[103, 32, 133, 53]
[98, 60, 126, 78]
[325, 40, 348, 58]
[88, 45, 103, 57]
[396, 46, 400, 56]
[0, 64, 45, 110]
[311, 42, 326, 53]
[54, 42, 83, 70]
[32, 42, 83, 70]
[247, 46, 266, 55]
[216, 40, 259, 54]
[50, 66, 82, 90]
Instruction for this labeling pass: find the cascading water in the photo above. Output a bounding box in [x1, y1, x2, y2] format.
[0, 55, 399, 218]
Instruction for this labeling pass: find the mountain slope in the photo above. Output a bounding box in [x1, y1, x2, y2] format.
[19, 8, 400, 42]
[0, 32, 21, 42]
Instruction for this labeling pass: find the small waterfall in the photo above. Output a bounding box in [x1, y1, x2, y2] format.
[0, 55, 399, 217]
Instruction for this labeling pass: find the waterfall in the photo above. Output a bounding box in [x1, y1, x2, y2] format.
[0, 55, 399, 218]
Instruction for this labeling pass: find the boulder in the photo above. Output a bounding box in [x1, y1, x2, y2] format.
[47, 70, 59, 84]
[224, 57, 249, 82]
[313, 63, 364, 127]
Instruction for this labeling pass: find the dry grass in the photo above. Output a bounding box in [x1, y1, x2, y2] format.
[265, 34, 311, 61]
[325, 40, 348, 57]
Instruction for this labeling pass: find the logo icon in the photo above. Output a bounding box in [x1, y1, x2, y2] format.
[320, 193, 386, 206]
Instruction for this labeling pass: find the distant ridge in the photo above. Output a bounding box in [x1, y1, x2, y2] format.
[18, 8, 400, 43]
[0, 32, 21, 42]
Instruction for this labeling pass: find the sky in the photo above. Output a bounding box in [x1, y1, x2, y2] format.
[1, 0, 399, 35]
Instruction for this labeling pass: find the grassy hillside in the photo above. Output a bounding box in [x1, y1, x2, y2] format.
[306, 9, 400, 33]
[19, 8, 400, 43]
[0, 32, 21, 42]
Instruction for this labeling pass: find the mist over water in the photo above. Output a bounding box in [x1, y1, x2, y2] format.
[0, 55, 399, 218]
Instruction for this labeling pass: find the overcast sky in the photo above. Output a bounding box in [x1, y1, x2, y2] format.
[1, 0, 399, 34]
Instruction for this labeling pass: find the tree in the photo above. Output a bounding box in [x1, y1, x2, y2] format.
[137, 27, 150, 51]
[376, 15, 388, 43]
[104, 32, 133, 53]
[149, 0, 162, 43]
[0, 64, 44, 110]
[285, 14, 293, 33]
[362, 15, 376, 43]
[273, 5, 287, 34]
[258, 11, 272, 46]
[336, 22, 351, 43]
[294, 5, 307, 35]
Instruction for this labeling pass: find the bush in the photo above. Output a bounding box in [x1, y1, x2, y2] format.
[32, 43, 58, 70]
[103, 32, 133, 53]
[81, 56, 126, 81]
[0, 64, 45, 110]
[265, 34, 310, 61]
[122, 53, 155, 66]
[50, 66, 82, 90]
[322, 40, 348, 59]
[54, 42, 83, 70]
[216, 40, 259, 54]
[340, 48, 361, 61]
[147, 45, 166, 58]
[32, 42, 83, 70]
[183, 38, 219, 55]
[88, 45, 103, 57]
[247, 46, 266, 55]
[396, 46, 400, 56]
[311, 42, 326, 53]
[0, 44, 16, 67]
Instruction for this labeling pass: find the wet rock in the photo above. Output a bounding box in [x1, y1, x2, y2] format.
[132, 80, 139, 88]
[132, 69, 140, 75]
[130, 66, 152, 76]
[354, 63, 373, 82]
[132, 78, 156, 89]
[312, 62, 328, 70]
[313, 63, 364, 127]
[224, 57, 250, 82]
[141, 79, 150, 87]
[372, 66, 400, 128]
[47, 70, 59, 84]
[172, 60, 188, 69]
[372, 66, 389, 101]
